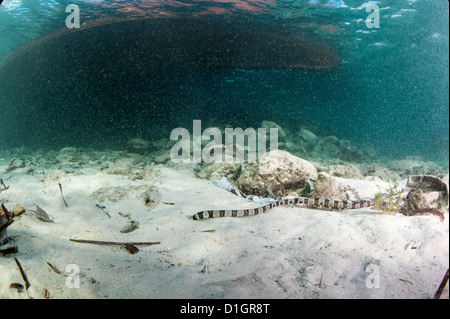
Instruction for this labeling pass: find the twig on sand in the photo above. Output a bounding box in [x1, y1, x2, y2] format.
[315, 273, 323, 289]
[47, 262, 64, 276]
[0, 179, 9, 193]
[69, 238, 160, 246]
[14, 257, 30, 290]
[58, 183, 69, 207]
[47, 262, 86, 277]
[434, 268, 449, 299]
[69, 238, 160, 255]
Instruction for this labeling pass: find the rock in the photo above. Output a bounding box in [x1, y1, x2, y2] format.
[387, 157, 446, 177]
[56, 147, 79, 164]
[324, 136, 340, 146]
[359, 164, 376, 177]
[236, 150, 318, 197]
[328, 164, 362, 179]
[140, 186, 161, 211]
[91, 186, 130, 202]
[386, 171, 402, 182]
[76, 154, 91, 166]
[340, 146, 364, 162]
[21, 166, 35, 175]
[405, 188, 433, 211]
[359, 164, 395, 181]
[39, 169, 70, 184]
[195, 162, 242, 181]
[152, 150, 171, 164]
[407, 175, 448, 193]
[151, 138, 175, 151]
[278, 141, 306, 155]
[419, 161, 447, 177]
[4, 158, 25, 173]
[91, 185, 161, 211]
[261, 121, 287, 141]
[58, 147, 78, 156]
[312, 140, 341, 158]
[362, 147, 377, 159]
[314, 172, 349, 201]
[297, 128, 319, 149]
[443, 173, 449, 188]
[127, 138, 151, 155]
[120, 220, 139, 233]
[406, 175, 449, 209]
[0, 205, 11, 244]
[340, 140, 352, 149]
[388, 159, 419, 176]
[55, 153, 73, 165]
[105, 158, 136, 175]
[139, 164, 161, 181]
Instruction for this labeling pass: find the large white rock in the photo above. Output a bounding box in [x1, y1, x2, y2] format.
[314, 172, 349, 201]
[237, 150, 318, 196]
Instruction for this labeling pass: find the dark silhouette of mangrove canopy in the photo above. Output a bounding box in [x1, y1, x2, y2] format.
[0, 17, 341, 148]
[0, 17, 341, 72]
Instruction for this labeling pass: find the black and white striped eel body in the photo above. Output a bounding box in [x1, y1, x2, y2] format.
[192, 197, 373, 220]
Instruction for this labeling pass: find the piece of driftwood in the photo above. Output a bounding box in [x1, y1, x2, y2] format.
[46, 262, 86, 277]
[0, 247, 18, 256]
[0, 216, 13, 234]
[10, 283, 24, 292]
[434, 268, 449, 299]
[12, 205, 26, 217]
[14, 257, 30, 290]
[47, 262, 64, 276]
[1, 203, 12, 219]
[58, 183, 69, 207]
[0, 203, 14, 237]
[69, 238, 160, 246]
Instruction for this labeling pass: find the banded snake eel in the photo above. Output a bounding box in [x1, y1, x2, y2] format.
[192, 196, 373, 220]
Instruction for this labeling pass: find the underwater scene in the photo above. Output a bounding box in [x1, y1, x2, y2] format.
[0, 0, 448, 301]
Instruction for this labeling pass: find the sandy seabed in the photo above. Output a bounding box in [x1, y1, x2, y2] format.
[0, 161, 448, 299]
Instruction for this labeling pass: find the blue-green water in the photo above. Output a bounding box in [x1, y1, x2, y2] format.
[0, 0, 448, 164]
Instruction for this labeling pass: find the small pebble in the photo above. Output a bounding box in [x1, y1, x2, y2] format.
[120, 220, 139, 233]
[201, 265, 209, 274]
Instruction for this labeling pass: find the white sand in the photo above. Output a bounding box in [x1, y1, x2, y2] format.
[0, 164, 448, 299]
